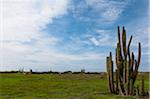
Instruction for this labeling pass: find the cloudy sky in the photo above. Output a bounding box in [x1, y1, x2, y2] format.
[0, 0, 149, 72]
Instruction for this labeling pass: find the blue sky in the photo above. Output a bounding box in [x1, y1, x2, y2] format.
[0, 0, 149, 72]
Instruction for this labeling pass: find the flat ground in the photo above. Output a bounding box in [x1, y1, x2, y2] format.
[0, 73, 149, 99]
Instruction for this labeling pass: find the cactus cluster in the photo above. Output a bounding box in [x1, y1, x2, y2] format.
[106, 26, 145, 96]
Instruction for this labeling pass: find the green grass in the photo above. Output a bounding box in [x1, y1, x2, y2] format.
[0, 73, 149, 99]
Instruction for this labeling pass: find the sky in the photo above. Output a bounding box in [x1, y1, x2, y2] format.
[0, 0, 149, 72]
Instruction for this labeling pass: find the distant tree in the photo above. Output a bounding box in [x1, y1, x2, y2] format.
[81, 69, 85, 74]
[62, 71, 72, 74]
[18, 68, 24, 73]
[30, 69, 32, 74]
[48, 70, 53, 74]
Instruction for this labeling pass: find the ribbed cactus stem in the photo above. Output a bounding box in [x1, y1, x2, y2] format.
[117, 26, 123, 61]
[115, 47, 118, 67]
[115, 69, 119, 94]
[127, 47, 131, 95]
[130, 79, 134, 95]
[122, 26, 127, 59]
[130, 52, 134, 77]
[127, 35, 133, 50]
[127, 60, 130, 95]
[133, 43, 141, 85]
[123, 60, 127, 83]
[106, 56, 111, 93]
[109, 52, 115, 93]
[117, 43, 123, 78]
[137, 43, 141, 68]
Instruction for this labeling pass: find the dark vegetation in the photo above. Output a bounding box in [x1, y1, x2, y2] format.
[0, 70, 104, 74]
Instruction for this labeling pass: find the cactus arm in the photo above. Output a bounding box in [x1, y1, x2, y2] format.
[122, 26, 127, 59]
[126, 52, 130, 95]
[136, 42, 141, 68]
[133, 43, 141, 84]
[117, 42, 123, 78]
[132, 60, 138, 85]
[115, 47, 118, 67]
[127, 35, 133, 50]
[130, 52, 134, 77]
[127, 40, 132, 95]
[117, 26, 123, 60]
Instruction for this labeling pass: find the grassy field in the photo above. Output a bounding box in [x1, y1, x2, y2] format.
[0, 73, 149, 99]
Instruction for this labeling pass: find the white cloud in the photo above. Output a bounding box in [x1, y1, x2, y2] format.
[0, 0, 106, 71]
[1, 0, 69, 41]
[102, 7, 122, 21]
[125, 18, 149, 49]
[0, 40, 105, 71]
[0, 0, 69, 68]
[90, 37, 99, 46]
[71, 0, 129, 22]
[89, 29, 115, 46]
[132, 27, 149, 48]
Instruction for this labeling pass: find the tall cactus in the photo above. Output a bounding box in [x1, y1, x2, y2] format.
[105, 26, 144, 96]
